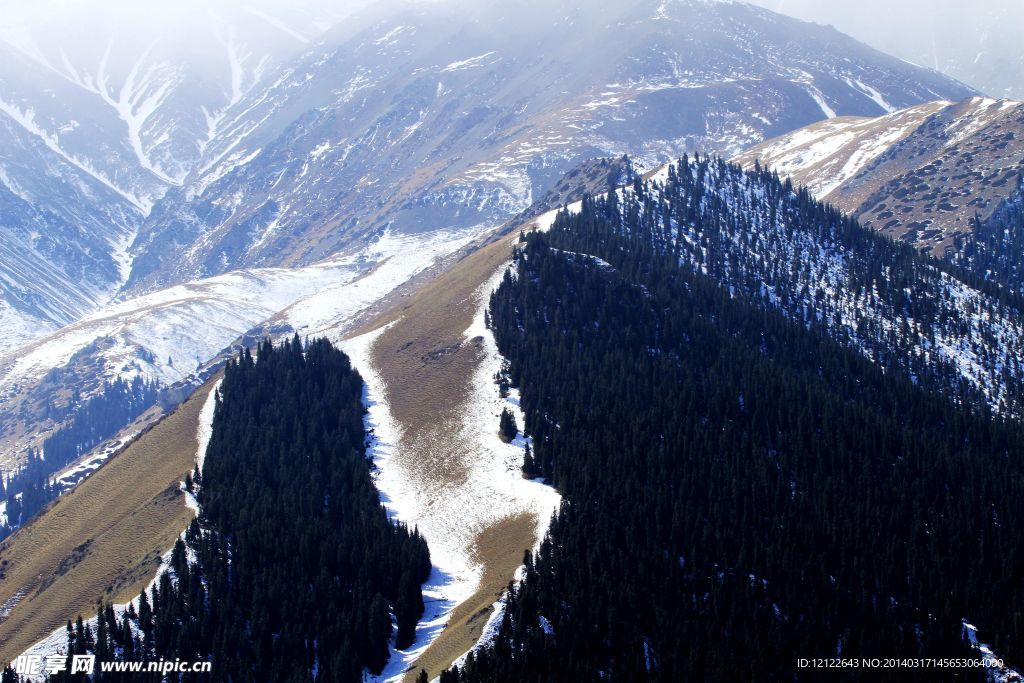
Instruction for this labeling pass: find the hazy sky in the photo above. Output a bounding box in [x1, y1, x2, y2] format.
[0, 0, 1020, 97]
[749, 0, 1024, 97]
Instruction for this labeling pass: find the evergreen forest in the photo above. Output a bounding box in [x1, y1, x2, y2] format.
[446, 169, 1024, 681]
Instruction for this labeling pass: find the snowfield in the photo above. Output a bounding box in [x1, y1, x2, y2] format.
[342, 235, 563, 681]
[0, 227, 483, 463]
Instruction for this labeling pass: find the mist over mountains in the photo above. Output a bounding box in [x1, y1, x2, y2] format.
[0, 0, 976, 350]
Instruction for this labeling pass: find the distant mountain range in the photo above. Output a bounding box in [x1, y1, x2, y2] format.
[0, 0, 977, 355]
[0, 0, 356, 349]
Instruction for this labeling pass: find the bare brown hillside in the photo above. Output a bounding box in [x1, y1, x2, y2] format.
[735, 97, 1024, 255]
[0, 379, 217, 663]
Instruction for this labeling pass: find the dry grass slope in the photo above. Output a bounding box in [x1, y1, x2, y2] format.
[0, 379, 217, 664]
[353, 229, 541, 681]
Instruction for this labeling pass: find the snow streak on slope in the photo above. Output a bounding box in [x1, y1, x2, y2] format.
[0, 96, 149, 210]
[342, 254, 561, 682]
[734, 97, 1024, 253]
[961, 622, 1022, 682]
[194, 379, 221, 475]
[734, 101, 950, 198]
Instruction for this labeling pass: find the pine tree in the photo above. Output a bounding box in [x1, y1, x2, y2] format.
[498, 408, 518, 442]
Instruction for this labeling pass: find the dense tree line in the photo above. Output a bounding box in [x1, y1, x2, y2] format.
[37, 337, 430, 682]
[539, 155, 1024, 416]
[0, 378, 159, 540]
[952, 180, 1024, 297]
[448, 181, 1024, 681]
[43, 377, 160, 468]
[0, 449, 59, 540]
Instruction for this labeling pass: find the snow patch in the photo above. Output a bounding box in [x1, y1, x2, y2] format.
[441, 52, 497, 73]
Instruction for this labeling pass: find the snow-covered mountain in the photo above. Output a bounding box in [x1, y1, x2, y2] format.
[563, 157, 1024, 413]
[0, 0, 363, 350]
[748, 0, 1024, 101]
[0, 225, 480, 467]
[0, 0, 982, 464]
[734, 97, 1024, 255]
[124, 0, 977, 292]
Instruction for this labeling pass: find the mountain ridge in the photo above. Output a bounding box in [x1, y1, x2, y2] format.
[734, 96, 1024, 255]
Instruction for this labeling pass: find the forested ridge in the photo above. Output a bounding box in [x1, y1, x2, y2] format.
[42, 377, 160, 469]
[953, 179, 1024, 297]
[558, 155, 1024, 415]
[446, 164, 1024, 681]
[26, 337, 430, 682]
[1, 378, 158, 541]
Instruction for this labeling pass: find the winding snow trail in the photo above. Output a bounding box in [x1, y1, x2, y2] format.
[341, 214, 571, 681]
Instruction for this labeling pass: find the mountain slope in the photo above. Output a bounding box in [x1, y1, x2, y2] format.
[602, 156, 1024, 413]
[446, 178, 1024, 681]
[125, 0, 976, 292]
[0, 226, 479, 469]
[0, 1, 362, 351]
[734, 96, 1024, 255]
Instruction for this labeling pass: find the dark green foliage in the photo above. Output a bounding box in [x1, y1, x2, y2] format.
[528, 154, 1024, 416]
[952, 180, 1024, 298]
[451, 173, 1024, 681]
[498, 408, 518, 442]
[1, 377, 160, 540]
[52, 337, 430, 682]
[1, 449, 59, 539]
[43, 377, 159, 467]
[521, 442, 539, 479]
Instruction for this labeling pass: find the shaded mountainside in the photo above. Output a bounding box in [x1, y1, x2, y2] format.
[565, 156, 1024, 414]
[734, 97, 1024, 256]
[444, 181, 1024, 682]
[39, 338, 431, 682]
[951, 179, 1024, 296]
[125, 0, 975, 292]
[0, 1, 359, 350]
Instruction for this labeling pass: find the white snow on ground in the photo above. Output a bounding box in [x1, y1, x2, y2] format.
[0, 97, 148, 211]
[0, 300, 55, 352]
[441, 52, 497, 73]
[803, 84, 836, 119]
[531, 199, 584, 233]
[734, 101, 949, 199]
[343, 233, 563, 681]
[846, 77, 896, 113]
[11, 225, 485, 669]
[194, 379, 222, 474]
[49, 430, 143, 494]
[962, 622, 1022, 682]
[343, 325, 478, 682]
[0, 227, 483, 462]
[284, 228, 480, 340]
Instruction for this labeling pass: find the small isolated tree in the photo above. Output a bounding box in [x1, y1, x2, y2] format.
[416, 669, 429, 683]
[499, 408, 518, 443]
[522, 442, 540, 479]
[495, 370, 510, 398]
